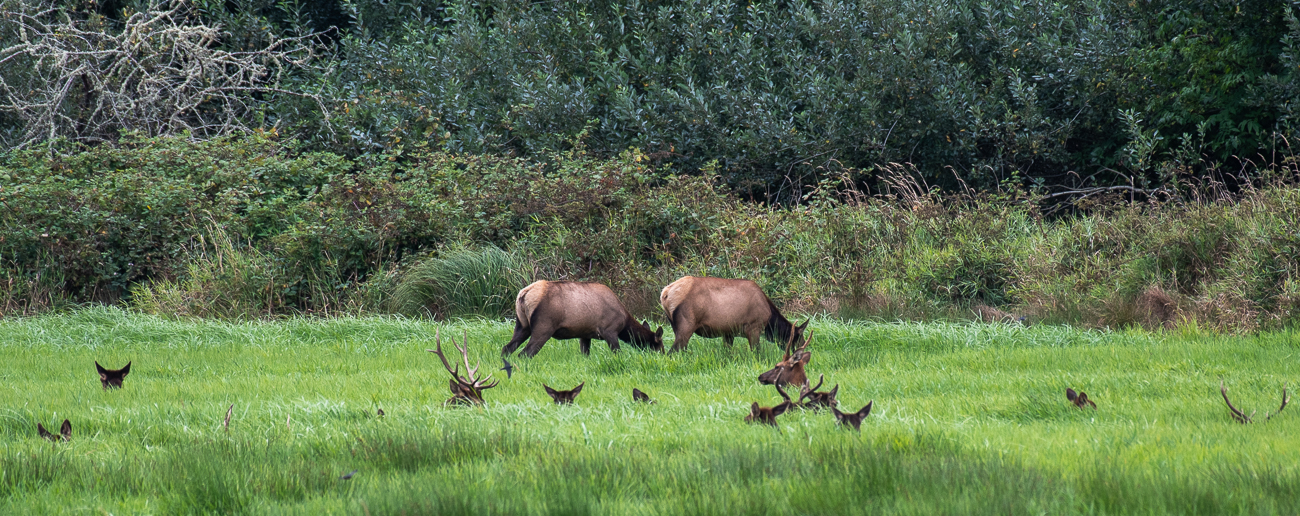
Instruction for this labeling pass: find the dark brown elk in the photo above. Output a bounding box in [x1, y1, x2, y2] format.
[832, 403, 873, 430]
[757, 330, 814, 390]
[798, 375, 839, 411]
[660, 276, 809, 353]
[503, 281, 664, 357]
[1220, 381, 1289, 424]
[96, 361, 131, 389]
[544, 382, 584, 404]
[428, 329, 499, 405]
[1066, 388, 1097, 409]
[745, 385, 795, 426]
[38, 419, 71, 442]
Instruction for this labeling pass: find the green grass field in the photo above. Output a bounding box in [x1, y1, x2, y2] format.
[2, 307, 1299, 514]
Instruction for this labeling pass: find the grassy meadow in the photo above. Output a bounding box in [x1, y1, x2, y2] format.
[2, 307, 1299, 514]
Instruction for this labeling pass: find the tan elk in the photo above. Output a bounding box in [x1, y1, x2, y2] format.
[757, 330, 815, 390]
[503, 280, 664, 358]
[660, 276, 809, 353]
[428, 329, 499, 405]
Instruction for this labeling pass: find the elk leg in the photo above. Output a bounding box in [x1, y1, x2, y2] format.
[520, 324, 556, 358]
[580, 338, 592, 356]
[723, 335, 735, 347]
[669, 324, 694, 353]
[604, 332, 620, 353]
[501, 320, 531, 355]
[746, 328, 762, 352]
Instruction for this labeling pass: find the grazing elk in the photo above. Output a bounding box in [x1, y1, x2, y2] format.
[1220, 381, 1289, 424]
[798, 375, 839, 411]
[745, 385, 795, 426]
[503, 280, 664, 358]
[37, 419, 71, 442]
[544, 382, 585, 404]
[96, 361, 131, 389]
[1066, 388, 1097, 409]
[428, 329, 499, 405]
[660, 276, 809, 353]
[832, 403, 873, 431]
[757, 330, 815, 390]
[632, 388, 655, 403]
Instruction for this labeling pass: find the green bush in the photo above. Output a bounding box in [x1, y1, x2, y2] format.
[390, 246, 531, 318]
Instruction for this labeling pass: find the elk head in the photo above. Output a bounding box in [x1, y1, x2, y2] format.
[96, 361, 131, 389]
[632, 388, 654, 403]
[745, 385, 794, 426]
[544, 382, 584, 404]
[1220, 381, 1289, 424]
[427, 328, 499, 406]
[632, 320, 666, 352]
[1066, 388, 1096, 409]
[757, 330, 813, 389]
[38, 419, 71, 442]
[832, 402, 873, 430]
[798, 375, 838, 411]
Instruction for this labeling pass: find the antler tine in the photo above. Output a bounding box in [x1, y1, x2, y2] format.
[797, 329, 814, 354]
[1220, 380, 1253, 424]
[801, 374, 825, 401]
[1267, 384, 1289, 421]
[427, 327, 460, 377]
[458, 329, 482, 379]
[775, 384, 792, 403]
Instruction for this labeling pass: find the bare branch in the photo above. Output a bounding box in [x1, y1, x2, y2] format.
[0, 0, 332, 148]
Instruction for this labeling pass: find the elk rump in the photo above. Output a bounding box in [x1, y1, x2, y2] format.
[502, 280, 664, 357]
[659, 276, 808, 353]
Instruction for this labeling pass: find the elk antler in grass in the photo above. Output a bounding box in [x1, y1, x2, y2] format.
[428, 328, 499, 405]
[1220, 381, 1290, 424]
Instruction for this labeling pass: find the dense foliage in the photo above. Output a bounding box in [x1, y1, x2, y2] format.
[3, 135, 1297, 331]
[2, 0, 1299, 195]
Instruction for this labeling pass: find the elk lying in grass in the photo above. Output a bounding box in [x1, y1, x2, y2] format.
[1066, 388, 1097, 409]
[428, 329, 499, 406]
[96, 361, 131, 389]
[544, 383, 584, 404]
[1220, 381, 1289, 424]
[660, 276, 809, 353]
[37, 419, 71, 442]
[798, 375, 838, 411]
[503, 280, 664, 358]
[757, 330, 814, 390]
[745, 385, 795, 426]
[632, 388, 654, 403]
[832, 403, 873, 430]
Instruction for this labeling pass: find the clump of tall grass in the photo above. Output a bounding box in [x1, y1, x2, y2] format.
[390, 246, 531, 318]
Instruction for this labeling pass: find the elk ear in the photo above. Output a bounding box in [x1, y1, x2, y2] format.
[1066, 388, 1078, 402]
[38, 423, 52, 440]
[797, 319, 811, 331]
[750, 402, 761, 415]
[96, 361, 108, 380]
[829, 384, 839, 397]
[772, 403, 789, 417]
[60, 419, 71, 439]
[655, 327, 664, 338]
[858, 401, 873, 417]
[572, 382, 584, 396]
[121, 362, 131, 376]
[544, 385, 559, 399]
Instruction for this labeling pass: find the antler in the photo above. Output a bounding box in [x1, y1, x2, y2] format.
[1220, 381, 1255, 424]
[800, 374, 825, 402]
[457, 330, 498, 390]
[1266, 384, 1289, 422]
[428, 327, 460, 379]
[775, 384, 792, 403]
